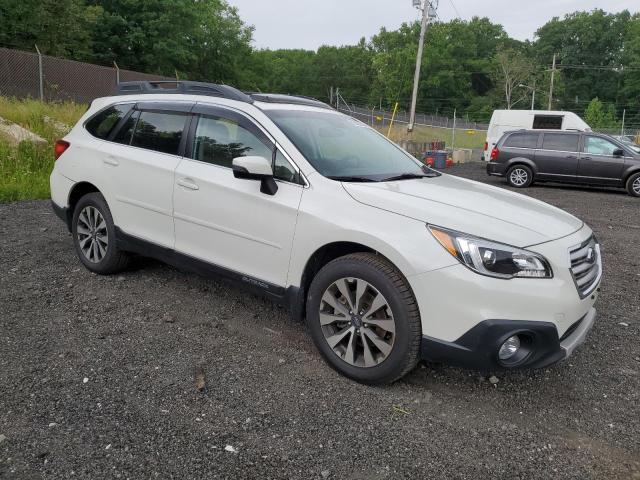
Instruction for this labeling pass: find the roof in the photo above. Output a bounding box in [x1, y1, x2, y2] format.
[116, 81, 332, 110]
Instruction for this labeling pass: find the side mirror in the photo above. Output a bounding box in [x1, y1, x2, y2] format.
[613, 148, 624, 157]
[232, 156, 278, 195]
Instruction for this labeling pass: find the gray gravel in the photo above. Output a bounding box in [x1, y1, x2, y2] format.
[1, 162, 639, 479]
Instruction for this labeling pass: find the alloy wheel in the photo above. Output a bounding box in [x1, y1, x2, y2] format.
[633, 176, 640, 195]
[77, 206, 108, 263]
[319, 277, 396, 368]
[510, 168, 528, 186]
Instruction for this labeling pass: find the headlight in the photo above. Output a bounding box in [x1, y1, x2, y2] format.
[428, 225, 553, 279]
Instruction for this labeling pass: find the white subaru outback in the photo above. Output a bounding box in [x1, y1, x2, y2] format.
[50, 81, 601, 384]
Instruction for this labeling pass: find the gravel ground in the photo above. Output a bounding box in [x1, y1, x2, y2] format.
[1, 163, 639, 479]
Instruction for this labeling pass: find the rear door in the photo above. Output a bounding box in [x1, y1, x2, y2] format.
[534, 132, 580, 180]
[578, 135, 626, 186]
[104, 102, 192, 247]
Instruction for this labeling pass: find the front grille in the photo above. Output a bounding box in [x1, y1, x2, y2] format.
[569, 236, 602, 298]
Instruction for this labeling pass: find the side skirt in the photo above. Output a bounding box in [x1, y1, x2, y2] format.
[115, 227, 302, 315]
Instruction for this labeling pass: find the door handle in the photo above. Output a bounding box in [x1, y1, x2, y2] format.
[177, 178, 199, 191]
[582, 156, 592, 161]
[566, 155, 577, 159]
[103, 156, 119, 166]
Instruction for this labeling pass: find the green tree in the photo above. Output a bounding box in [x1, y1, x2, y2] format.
[0, 0, 101, 59]
[584, 98, 618, 129]
[88, 0, 252, 83]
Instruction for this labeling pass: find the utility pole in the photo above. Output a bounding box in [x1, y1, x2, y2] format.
[548, 53, 556, 110]
[621, 109, 626, 136]
[408, 0, 436, 132]
[531, 79, 536, 110]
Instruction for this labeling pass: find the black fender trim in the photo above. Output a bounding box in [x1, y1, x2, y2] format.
[421, 319, 566, 371]
[51, 200, 71, 232]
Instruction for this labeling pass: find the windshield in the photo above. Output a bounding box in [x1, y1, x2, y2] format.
[266, 109, 434, 181]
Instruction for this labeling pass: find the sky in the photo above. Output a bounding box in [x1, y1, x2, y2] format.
[226, 0, 638, 51]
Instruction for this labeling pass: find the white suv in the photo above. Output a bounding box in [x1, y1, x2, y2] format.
[50, 81, 601, 384]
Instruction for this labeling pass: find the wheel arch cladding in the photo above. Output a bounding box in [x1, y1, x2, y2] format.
[290, 242, 395, 322]
[68, 182, 101, 218]
[507, 158, 537, 175]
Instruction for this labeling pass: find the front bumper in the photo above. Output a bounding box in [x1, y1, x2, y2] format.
[420, 308, 596, 370]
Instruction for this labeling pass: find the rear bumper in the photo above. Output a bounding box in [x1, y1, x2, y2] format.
[51, 200, 71, 231]
[420, 307, 596, 370]
[486, 162, 506, 176]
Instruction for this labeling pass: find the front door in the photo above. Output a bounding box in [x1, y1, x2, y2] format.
[172, 106, 304, 288]
[578, 136, 626, 186]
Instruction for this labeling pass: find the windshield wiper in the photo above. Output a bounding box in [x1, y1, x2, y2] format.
[380, 172, 436, 182]
[326, 175, 379, 183]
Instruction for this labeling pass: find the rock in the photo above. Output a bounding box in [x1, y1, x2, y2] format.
[489, 375, 500, 385]
[105, 444, 112, 450]
[48, 422, 57, 428]
[83, 377, 89, 384]
[278, 358, 286, 365]
[116, 276, 126, 282]
[224, 445, 238, 453]
[0, 116, 47, 147]
[618, 322, 629, 327]
[321, 469, 331, 478]
[194, 366, 206, 392]
[0, 434, 6, 444]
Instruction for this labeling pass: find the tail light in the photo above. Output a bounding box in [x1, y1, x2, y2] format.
[484, 142, 488, 151]
[54, 140, 70, 160]
[490, 146, 499, 162]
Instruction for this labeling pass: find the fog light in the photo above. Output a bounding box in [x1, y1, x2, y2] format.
[498, 335, 521, 360]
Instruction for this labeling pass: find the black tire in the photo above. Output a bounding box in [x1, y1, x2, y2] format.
[506, 164, 534, 188]
[71, 192, 130, 274]
[626, 172, 640, 197]
[305, 253, 421, 385]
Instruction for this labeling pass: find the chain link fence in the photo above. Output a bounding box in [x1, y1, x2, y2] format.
[0, 47, 173, 104]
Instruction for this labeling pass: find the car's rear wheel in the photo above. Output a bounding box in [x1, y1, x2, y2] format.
[72, 192, 130, 274]
[305, 253, 421, 384]
[626, 172, 640, 197]
[506, 165, 534, 188]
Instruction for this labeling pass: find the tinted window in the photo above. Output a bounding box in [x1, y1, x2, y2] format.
[583, 136, 620, 156]
[130, 111, 187, 155]
[504, 133, 539, 149]
[86, 104, 132, 139]
[193, 116, 272, 168]
[533, 115, 563, 129]
[542, 133, 579, 152]
[113, 110, 139, 145]
[273, 150, 300, 184]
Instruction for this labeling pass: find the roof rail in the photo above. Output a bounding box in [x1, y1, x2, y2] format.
[249, 93, 332, 110]
[117, 81, 253, 103]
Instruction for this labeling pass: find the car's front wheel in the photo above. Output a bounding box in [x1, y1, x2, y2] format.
[305, 253, 421, 384]
[71, 192, 130, 274]
[626, 172, 640, 197]
[506, 165, 534, 188]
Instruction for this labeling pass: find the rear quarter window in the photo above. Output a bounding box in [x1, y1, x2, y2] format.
[504, 133, 539, 149]
[85, 104, 133, 139]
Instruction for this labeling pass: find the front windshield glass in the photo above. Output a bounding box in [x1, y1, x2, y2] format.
[266, 109, 433, 181]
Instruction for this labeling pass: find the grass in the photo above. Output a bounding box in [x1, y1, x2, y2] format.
[378, 124, 486, 150]
[0, 97, 87, 202]
[0, 140, 53, 202]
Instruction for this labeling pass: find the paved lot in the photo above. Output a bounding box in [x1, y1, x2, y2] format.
[1, 163, 639, 479]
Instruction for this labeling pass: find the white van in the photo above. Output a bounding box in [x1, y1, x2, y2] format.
[483, 110, 591, 161]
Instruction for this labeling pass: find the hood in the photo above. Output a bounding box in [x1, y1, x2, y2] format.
[343, 174, 583, 247]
